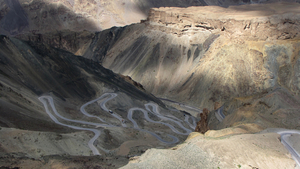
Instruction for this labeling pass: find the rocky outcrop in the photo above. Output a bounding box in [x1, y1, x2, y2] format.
[16, 30, 94, 55]
[195, 108, 209, 134]
[146, 3, 300, 40]
[119, 74, 145, 91]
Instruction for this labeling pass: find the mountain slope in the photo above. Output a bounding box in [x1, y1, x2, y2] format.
[0, 35, 164, 130]
[0, 36, 201, 168]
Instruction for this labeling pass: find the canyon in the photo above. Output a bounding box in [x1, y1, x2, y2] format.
[0, 0, 300, 168]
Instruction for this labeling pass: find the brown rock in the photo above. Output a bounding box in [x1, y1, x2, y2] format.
[214, 102, 221, 110]
[119, 74, 145, 91]
[195, 108, 209, 134]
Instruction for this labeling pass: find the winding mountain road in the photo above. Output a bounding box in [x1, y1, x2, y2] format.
[39, 96, 102, 155]
[159, 98, 203, 112]
[128, 107, 191, 135]
[145, 103, 193, 134]
[39, 93, 199, 155]
[127, 107, 179, 144]
[215, 106, 225, 122]
[39, 93, 300, 167]
[96, 93, 127, 127]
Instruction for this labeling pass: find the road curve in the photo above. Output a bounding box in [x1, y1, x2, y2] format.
[184, 115, 197, 129]
[159, 98, 203, 112]
[128, 107, 189, 135]
[39, 96, 101, 155]
[215, 106, 225, 122]
[127, 107, 179, 144]
[97, 93, 127, 127]
[159, 97, 226, 124]
[80, 93, 114, 123]
[277, 130, 300, 167]
[45, 96, 112, 128]
[145, 103, 193, 133]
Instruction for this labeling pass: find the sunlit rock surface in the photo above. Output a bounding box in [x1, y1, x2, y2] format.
[122, 131, 297, 169]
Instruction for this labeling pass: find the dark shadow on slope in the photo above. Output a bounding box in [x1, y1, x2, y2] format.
[0, 35, 165, 130]
[0, 0, 28, 35]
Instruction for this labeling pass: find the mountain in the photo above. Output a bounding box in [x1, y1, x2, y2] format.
[77, 2, 300, 113]
[1, 1, 300, 169]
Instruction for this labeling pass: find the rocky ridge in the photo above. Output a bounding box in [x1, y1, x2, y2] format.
[147, 3, 300, 40]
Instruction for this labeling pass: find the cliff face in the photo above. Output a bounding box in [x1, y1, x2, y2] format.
[147, 3, 300, 41]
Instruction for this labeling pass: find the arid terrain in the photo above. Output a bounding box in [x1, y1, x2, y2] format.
[0, 0, 300, 169]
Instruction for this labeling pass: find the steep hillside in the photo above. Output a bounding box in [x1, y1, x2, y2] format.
[0, 36, 201, 168]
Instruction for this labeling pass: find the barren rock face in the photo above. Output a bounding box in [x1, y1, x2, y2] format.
[148, 3, 300, 40]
